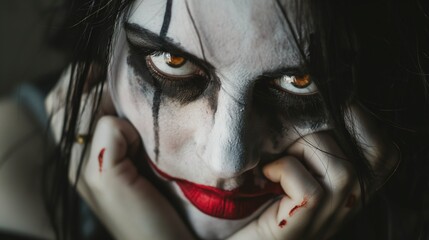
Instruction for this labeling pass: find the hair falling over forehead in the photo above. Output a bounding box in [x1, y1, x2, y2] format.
[45, 0, 429, 239]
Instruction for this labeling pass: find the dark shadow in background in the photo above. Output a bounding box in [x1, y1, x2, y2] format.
[0, 0, 67, 97]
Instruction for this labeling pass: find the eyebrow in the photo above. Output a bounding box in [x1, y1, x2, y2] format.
[124, 22, 214, 71]
[124, 22, 308, 80]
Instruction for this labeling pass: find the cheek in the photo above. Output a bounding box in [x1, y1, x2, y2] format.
[116, 76, 155, 152]
[157, 101, 213, 155]
[260, 113, 332, 154]
[111, 49, 158, 157]
[115, 64, 215, 162]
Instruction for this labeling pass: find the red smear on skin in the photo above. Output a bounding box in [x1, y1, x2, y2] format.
[345, 194, 356, 208]
[278, 219, 287, 228]
[289, 198, 308, 217]
[146, 154, 284, 219]
[98, 148, 105, 173]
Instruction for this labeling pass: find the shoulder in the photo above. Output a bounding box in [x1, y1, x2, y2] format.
[0, 98, 54, 239]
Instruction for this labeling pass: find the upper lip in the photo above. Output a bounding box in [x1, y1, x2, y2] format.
[146, 157, 284, 219]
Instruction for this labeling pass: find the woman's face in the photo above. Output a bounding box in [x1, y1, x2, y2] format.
[110, 0, 329, 238]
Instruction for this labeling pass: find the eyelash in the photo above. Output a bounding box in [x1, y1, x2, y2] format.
[146, 50, 206, 81]
[128, 47, 211, 103]
[254, 79, 326, 125]
[128, 45, 325, 123]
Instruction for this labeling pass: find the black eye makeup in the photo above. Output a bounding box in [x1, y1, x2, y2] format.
[145, 52, 206, 81]
[254, 71, 327, 128]
[125, 22, 213, 103]
[124, 22, 326, 125]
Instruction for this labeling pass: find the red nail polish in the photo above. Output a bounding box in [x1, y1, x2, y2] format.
[278, 219, 287, 228]
[98, 148, 106, 173]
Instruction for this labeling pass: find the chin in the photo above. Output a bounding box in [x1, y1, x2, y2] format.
[170, 182, 276, 239]
[147, 159, 282, 239]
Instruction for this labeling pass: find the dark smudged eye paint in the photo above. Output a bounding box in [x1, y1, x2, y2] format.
[126, 43, 162, 162]
[152, 82, 162, 162]
[151, 0, 173, 162]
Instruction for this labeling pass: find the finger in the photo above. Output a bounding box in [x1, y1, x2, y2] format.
[68, 91, 98, 183]
[288, 132, 356, 201]
[46, 66, 116, 144]
[263, 156, 323, 208]
[287, 133, 359, 239]
[230, 156, 324, 240]
[45, 67, 72, 142]
[321, 180, 361, 240]
[86, 116, 140, 175]
[47, 79, 116, 183]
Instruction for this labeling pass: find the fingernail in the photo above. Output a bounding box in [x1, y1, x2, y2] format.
[98, 148, 106, 173]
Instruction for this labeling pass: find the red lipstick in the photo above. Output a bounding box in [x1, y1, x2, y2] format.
[147, 159, 284, 220]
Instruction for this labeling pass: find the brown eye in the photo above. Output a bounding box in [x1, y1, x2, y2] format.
[146, 52, 203, 79]
[291, 74, 311, 88]
[272, 74, 318, 95]
[164, 53, 186, 68]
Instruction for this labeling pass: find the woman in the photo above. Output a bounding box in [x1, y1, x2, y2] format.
[7, 0, 429, 239]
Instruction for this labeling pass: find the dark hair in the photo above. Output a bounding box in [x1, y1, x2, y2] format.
[44, 1, 133, 239]
[46, 0, 429, 239]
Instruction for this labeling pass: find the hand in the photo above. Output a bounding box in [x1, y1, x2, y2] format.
[80, 116, 194, 240]
[228, 105, 399, 240]
[45, 68, 194, 240]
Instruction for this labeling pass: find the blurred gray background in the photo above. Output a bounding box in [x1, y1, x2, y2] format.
[0, 0, 67, 97]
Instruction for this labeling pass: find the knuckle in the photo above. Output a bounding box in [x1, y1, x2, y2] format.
[332, 163, 355, 193]
[95, 116, 120, 133]
[96, 116, 115, 129]
[278, 156, 297, 170]
[277, 158, 290, 170]
[83, 168, 101, 190]
[303, 183, 325, 210]
[309, 184, 325, 205]
[94, 117, 122, 138]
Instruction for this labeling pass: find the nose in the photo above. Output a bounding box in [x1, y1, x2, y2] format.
[199, 88, 260, 179]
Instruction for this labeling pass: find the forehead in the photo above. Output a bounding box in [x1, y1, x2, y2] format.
[127, 0, 313, 81]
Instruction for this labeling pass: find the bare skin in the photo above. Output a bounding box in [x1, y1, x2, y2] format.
[43, 68, 398, 240]
[0, 1, 400, 239]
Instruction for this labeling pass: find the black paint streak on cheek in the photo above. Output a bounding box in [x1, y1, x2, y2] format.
[152, 80, 162, 162]
[267, 114, 288, 151]
[271, 129, 281, 150]
[151, 0, 170, 162]
[127, 54, 163, 162]
[127, 56, 150, 92]
[254, 103, 286, 150]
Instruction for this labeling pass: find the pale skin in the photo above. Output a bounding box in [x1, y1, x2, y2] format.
[43, 0, 400, 239]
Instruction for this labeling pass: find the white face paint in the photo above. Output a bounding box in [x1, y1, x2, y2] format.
[109, 0, 329, 238]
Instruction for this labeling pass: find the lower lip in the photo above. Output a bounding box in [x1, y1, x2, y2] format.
[147, 159, 283, 219]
